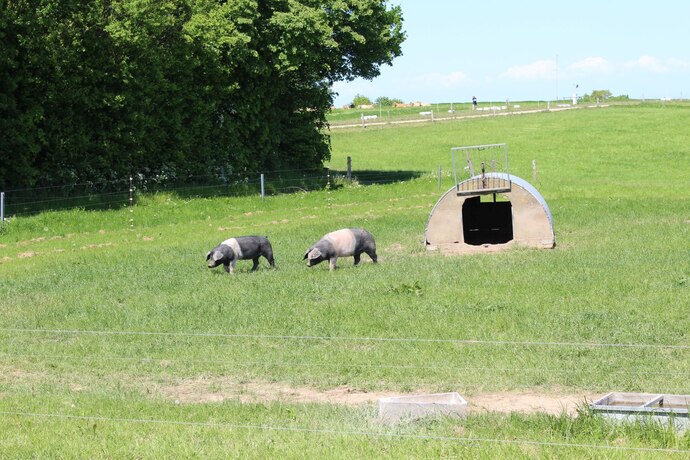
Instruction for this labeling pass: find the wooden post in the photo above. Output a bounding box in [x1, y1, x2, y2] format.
[347, 156, 351, 181]
[129, 176, 134, 231]
[326, 168, 331, 208]
[260, 173, 265, 201]
[1, 191, 4, 224]
[532, 160, 537, 182]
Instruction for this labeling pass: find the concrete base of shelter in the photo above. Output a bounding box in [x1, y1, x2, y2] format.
[427, 240, 555, 255]
[425, 173, 556, 253]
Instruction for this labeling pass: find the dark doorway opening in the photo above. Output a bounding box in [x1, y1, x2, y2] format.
[462, 196, 513, 245]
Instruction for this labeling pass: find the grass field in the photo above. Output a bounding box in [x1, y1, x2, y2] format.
[327, 100, 572, 127]
[1, 102, 689, 457]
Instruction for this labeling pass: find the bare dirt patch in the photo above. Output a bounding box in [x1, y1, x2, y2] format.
[468, 390, 597, 416]
[162, 378, 399, 406]
[80, 243, 113, 250]
[0, 365, 47, 385]
[161, 378, 597, 415]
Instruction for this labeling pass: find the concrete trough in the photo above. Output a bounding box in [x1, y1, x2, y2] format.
[590, 392, 690, 431]
[378, 392, 467, 423]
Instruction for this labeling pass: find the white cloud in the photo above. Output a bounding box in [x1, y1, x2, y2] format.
[668, 58, 690, 71]
[625, 55, 669, 73]
[500, 60, 557, 80]
[568, 57, 612, 75]
[623, 56, 690, 76]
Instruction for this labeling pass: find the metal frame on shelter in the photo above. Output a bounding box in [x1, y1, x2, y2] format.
[451, 143, 511, 196]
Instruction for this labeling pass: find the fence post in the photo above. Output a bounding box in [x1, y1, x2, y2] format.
[260, 173, 265, 202]
[532, 160, 537, 182]
[346, 156, 351, 181]
[129, 176, 134, 231]
[1, 191, 4, 224]
[326, 168, 331, 208]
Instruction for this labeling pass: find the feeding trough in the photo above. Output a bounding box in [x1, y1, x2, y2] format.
[378, 392, 468, 423]
[590, 392, 690, 430]
[425, 144, 555, 253]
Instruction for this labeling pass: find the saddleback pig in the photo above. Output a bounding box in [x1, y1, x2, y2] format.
[303, 228, 377, 270]
[207, 236, 275, 274]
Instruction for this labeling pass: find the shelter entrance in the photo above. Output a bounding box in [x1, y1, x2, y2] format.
[461, 195, 513, 245]
[425, 143, 555, 253]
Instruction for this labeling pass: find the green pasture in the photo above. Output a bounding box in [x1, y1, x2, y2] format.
[326, 100, 557, 126]
[1, 103, 689, 457]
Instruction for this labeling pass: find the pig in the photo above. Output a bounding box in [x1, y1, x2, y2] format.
[206, 236, 275, 274]
[303, 228, 377, 270]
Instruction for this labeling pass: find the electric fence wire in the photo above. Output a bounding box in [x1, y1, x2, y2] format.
[1, 352, 687, 377]
[0, 411, 688, 455]
[1, 327, 688, 350]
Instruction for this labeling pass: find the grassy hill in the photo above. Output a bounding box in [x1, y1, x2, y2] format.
[1, 102, 689, 457]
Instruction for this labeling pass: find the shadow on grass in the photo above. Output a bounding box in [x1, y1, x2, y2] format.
[3, 189, 130, 217]
[330, 169, 423, 185]
[3, 169, 424, 217]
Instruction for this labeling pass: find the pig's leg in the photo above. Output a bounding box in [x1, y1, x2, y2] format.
[223, 263, 231, 274]
[329, 257, 337, 271]
[251, 258, 260, 271]
[229, 259, 237, 274]
[353, 253, 361, 266]
[262, 247, 275, 268]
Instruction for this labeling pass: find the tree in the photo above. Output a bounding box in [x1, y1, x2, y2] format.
[375, 96, 403, 107]
[0, 0, 61, 189]
[352, 94, 372, 107]
[589, 89, 613, 101]
[0, 1, 406, 190]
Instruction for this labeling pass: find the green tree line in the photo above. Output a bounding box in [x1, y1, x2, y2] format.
[0, 0, 404, 190]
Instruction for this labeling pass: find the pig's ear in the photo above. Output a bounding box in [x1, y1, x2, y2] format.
[308, 248, 322, 260]
[212, 251, 224, 261]
[303, 249, 310, 260]
[206, 251, 212, 260]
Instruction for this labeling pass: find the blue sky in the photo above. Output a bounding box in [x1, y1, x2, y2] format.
[332, 1, 690, 106]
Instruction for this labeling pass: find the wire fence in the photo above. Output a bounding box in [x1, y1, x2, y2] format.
[4, 351, 689, 378]
[2, 147, 688, 451]
[2, 328, 688, 450]
[1, 327, 688, 392]
[2, 327, 689, 349]
[2, 410, 689, 455]
[2, 353, 688, 394]
[0, 162, 428, 219]
[326, 100, 583, 129]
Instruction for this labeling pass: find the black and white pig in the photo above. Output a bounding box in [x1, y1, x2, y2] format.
[303, 228, 377, 270]
[206, 236, 275, 274]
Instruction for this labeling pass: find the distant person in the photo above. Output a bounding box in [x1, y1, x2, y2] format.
[472, 96, 477, 110]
